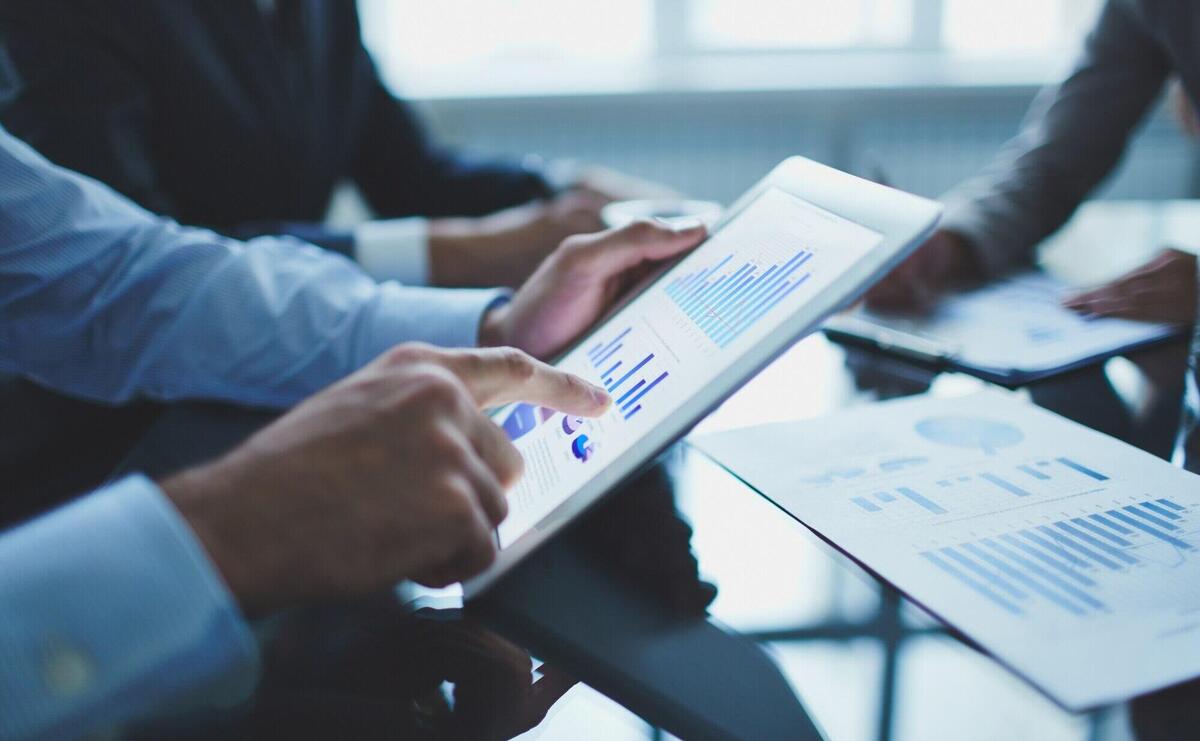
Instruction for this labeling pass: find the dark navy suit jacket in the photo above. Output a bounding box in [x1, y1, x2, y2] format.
[0, 0, 551, 250]
[0, 0, 551, 518]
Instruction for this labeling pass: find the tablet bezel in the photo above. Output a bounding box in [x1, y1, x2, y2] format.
[464, 156, 942, 598]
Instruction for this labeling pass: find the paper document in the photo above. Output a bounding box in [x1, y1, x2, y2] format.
[827, 271, 1179, 382]
[692, 391, 1200, 709]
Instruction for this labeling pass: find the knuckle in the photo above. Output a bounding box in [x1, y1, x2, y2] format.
[626, 219, 661, 240]
[561, 233, 591, 252]
[428, 424, 469, 461]
[499, 347, 536, 381]
[556, 235, 593, 267]
[442, 486, 482, 530]
[382, 342, 433, 368]
[408, 368, 465, 411]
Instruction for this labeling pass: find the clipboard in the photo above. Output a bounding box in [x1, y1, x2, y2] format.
[823, 271, 1186, 386]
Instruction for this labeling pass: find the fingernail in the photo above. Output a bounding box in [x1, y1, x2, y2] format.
[654, 216, 705, 233]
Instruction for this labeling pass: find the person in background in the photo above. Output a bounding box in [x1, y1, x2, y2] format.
[865, 0, 1199, 321]
[0, 0, 669, 289]
[1060, 81, 1200, 326]
[0, 123, 704, 738]
[0, 0, 674, 505]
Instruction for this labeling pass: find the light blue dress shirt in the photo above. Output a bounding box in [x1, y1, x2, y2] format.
[0, 126, 509, 738]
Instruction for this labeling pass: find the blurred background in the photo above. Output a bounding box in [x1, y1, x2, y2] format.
[351, 0, 1196, 213]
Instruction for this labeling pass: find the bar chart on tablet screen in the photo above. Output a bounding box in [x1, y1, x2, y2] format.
[584, 325, 670, 421]
[664, 248, 814, 348]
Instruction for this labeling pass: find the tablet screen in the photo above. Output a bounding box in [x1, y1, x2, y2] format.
[496, 186, 883, 547]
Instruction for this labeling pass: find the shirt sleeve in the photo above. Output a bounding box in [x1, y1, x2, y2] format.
[355, 216, 431, 285]
[0, 475, 260, 740]
[0, 126, 509, 409]
[939, 0, 1171, 276]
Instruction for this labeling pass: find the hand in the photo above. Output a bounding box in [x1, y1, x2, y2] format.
[161, 344, 610, 616]
[479, 219, 707, 359]
[864, 229, 982, 313]
[428, 191, 609, 288]
[1062, 248, 1198, 324]
[1172, 80, 1200, 140]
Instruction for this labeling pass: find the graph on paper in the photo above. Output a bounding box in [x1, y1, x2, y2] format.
[693, 390, 1200, 708]
[923, 497, 1192, 617]
[848, 453, 1114, 516]
[664, 248, 813, 348]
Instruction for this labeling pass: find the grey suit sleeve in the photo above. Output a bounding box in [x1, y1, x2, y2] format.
[940, 0, 1172, 276]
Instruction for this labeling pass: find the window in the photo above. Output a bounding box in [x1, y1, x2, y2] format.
[358, 0, 652, 79]
[689, 0, 913, 51]
[359, 0, 1106, 89]
[942, 0, 1103, 54]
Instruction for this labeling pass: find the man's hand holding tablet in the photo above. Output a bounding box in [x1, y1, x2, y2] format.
[479, 220, 708, 360]
[467, 158, 943, 597]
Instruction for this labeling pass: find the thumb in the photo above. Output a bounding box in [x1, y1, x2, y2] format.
[447, 348, 611, 416]
[565, 219, 706, 275]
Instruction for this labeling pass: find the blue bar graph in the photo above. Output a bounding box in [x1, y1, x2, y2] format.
[1056, 457, 1109, 481]
[665, 249, 813, 348]
[979, 472, 1032, 497]
[1105, 509, 1193, 550]
[925, 498, 1193, 618]
[896, 486, 948, 515]
[922, 552, 1024, 615]
[1122, 505, 1179, 531]
[585, 326, 670, 422]
[1018, 464, 1050, 481]
[852, 496, 881, 512]
[853, 486, 947, 515]
[1142, 502, 1181, 520]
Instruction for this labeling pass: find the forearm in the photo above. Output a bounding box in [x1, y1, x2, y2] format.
[941, 0, 1170, 275]
[0, 129, 506, 408]
[0, 476, 259, 739]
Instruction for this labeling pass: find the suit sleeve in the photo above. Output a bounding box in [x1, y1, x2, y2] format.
[939, 0, 1172, 276]
[0, 1, 180, 218]
[349, 52, 553, 218]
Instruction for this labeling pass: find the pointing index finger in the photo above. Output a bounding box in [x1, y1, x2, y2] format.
[457, 348, 611, 417]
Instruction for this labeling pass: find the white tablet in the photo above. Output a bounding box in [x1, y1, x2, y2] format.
[465, 157, 942, 598]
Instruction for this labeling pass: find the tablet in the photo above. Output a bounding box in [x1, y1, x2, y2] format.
[464, 157, 942, 598]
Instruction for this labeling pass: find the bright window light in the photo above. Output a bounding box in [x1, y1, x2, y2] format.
[689, 0, 914, 49]
[359, 0, 653, 77]
[942, 0, 1102, 54]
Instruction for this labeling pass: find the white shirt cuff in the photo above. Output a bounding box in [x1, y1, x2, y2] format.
[354, 217, 430, 285]
[0, 475, 260, 738]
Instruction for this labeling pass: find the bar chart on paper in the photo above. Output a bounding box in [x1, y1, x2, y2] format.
[923, 497, 1194, 618]
[664, 248, 813, 348]
[584, 325, 670, 422]
[692, 390, 1200, 708]
[847, 452, 1117, 517]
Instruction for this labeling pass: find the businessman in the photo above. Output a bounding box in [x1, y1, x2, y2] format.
[0, 124, 703, 737]
[865, 0, 1199, 318]
[0, 0, 677, 501]
[0, 0, 666, 289]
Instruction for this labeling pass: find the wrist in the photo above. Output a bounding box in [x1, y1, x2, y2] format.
[478, 301, 512, 348]
[937, 229, 983, 282]
[428, 218, 487, 286]
[160, 462, 269, 616]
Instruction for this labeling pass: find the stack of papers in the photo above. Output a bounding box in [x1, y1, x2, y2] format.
[826, 271, 1180, 384]
[693, 390, 1200, 709]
